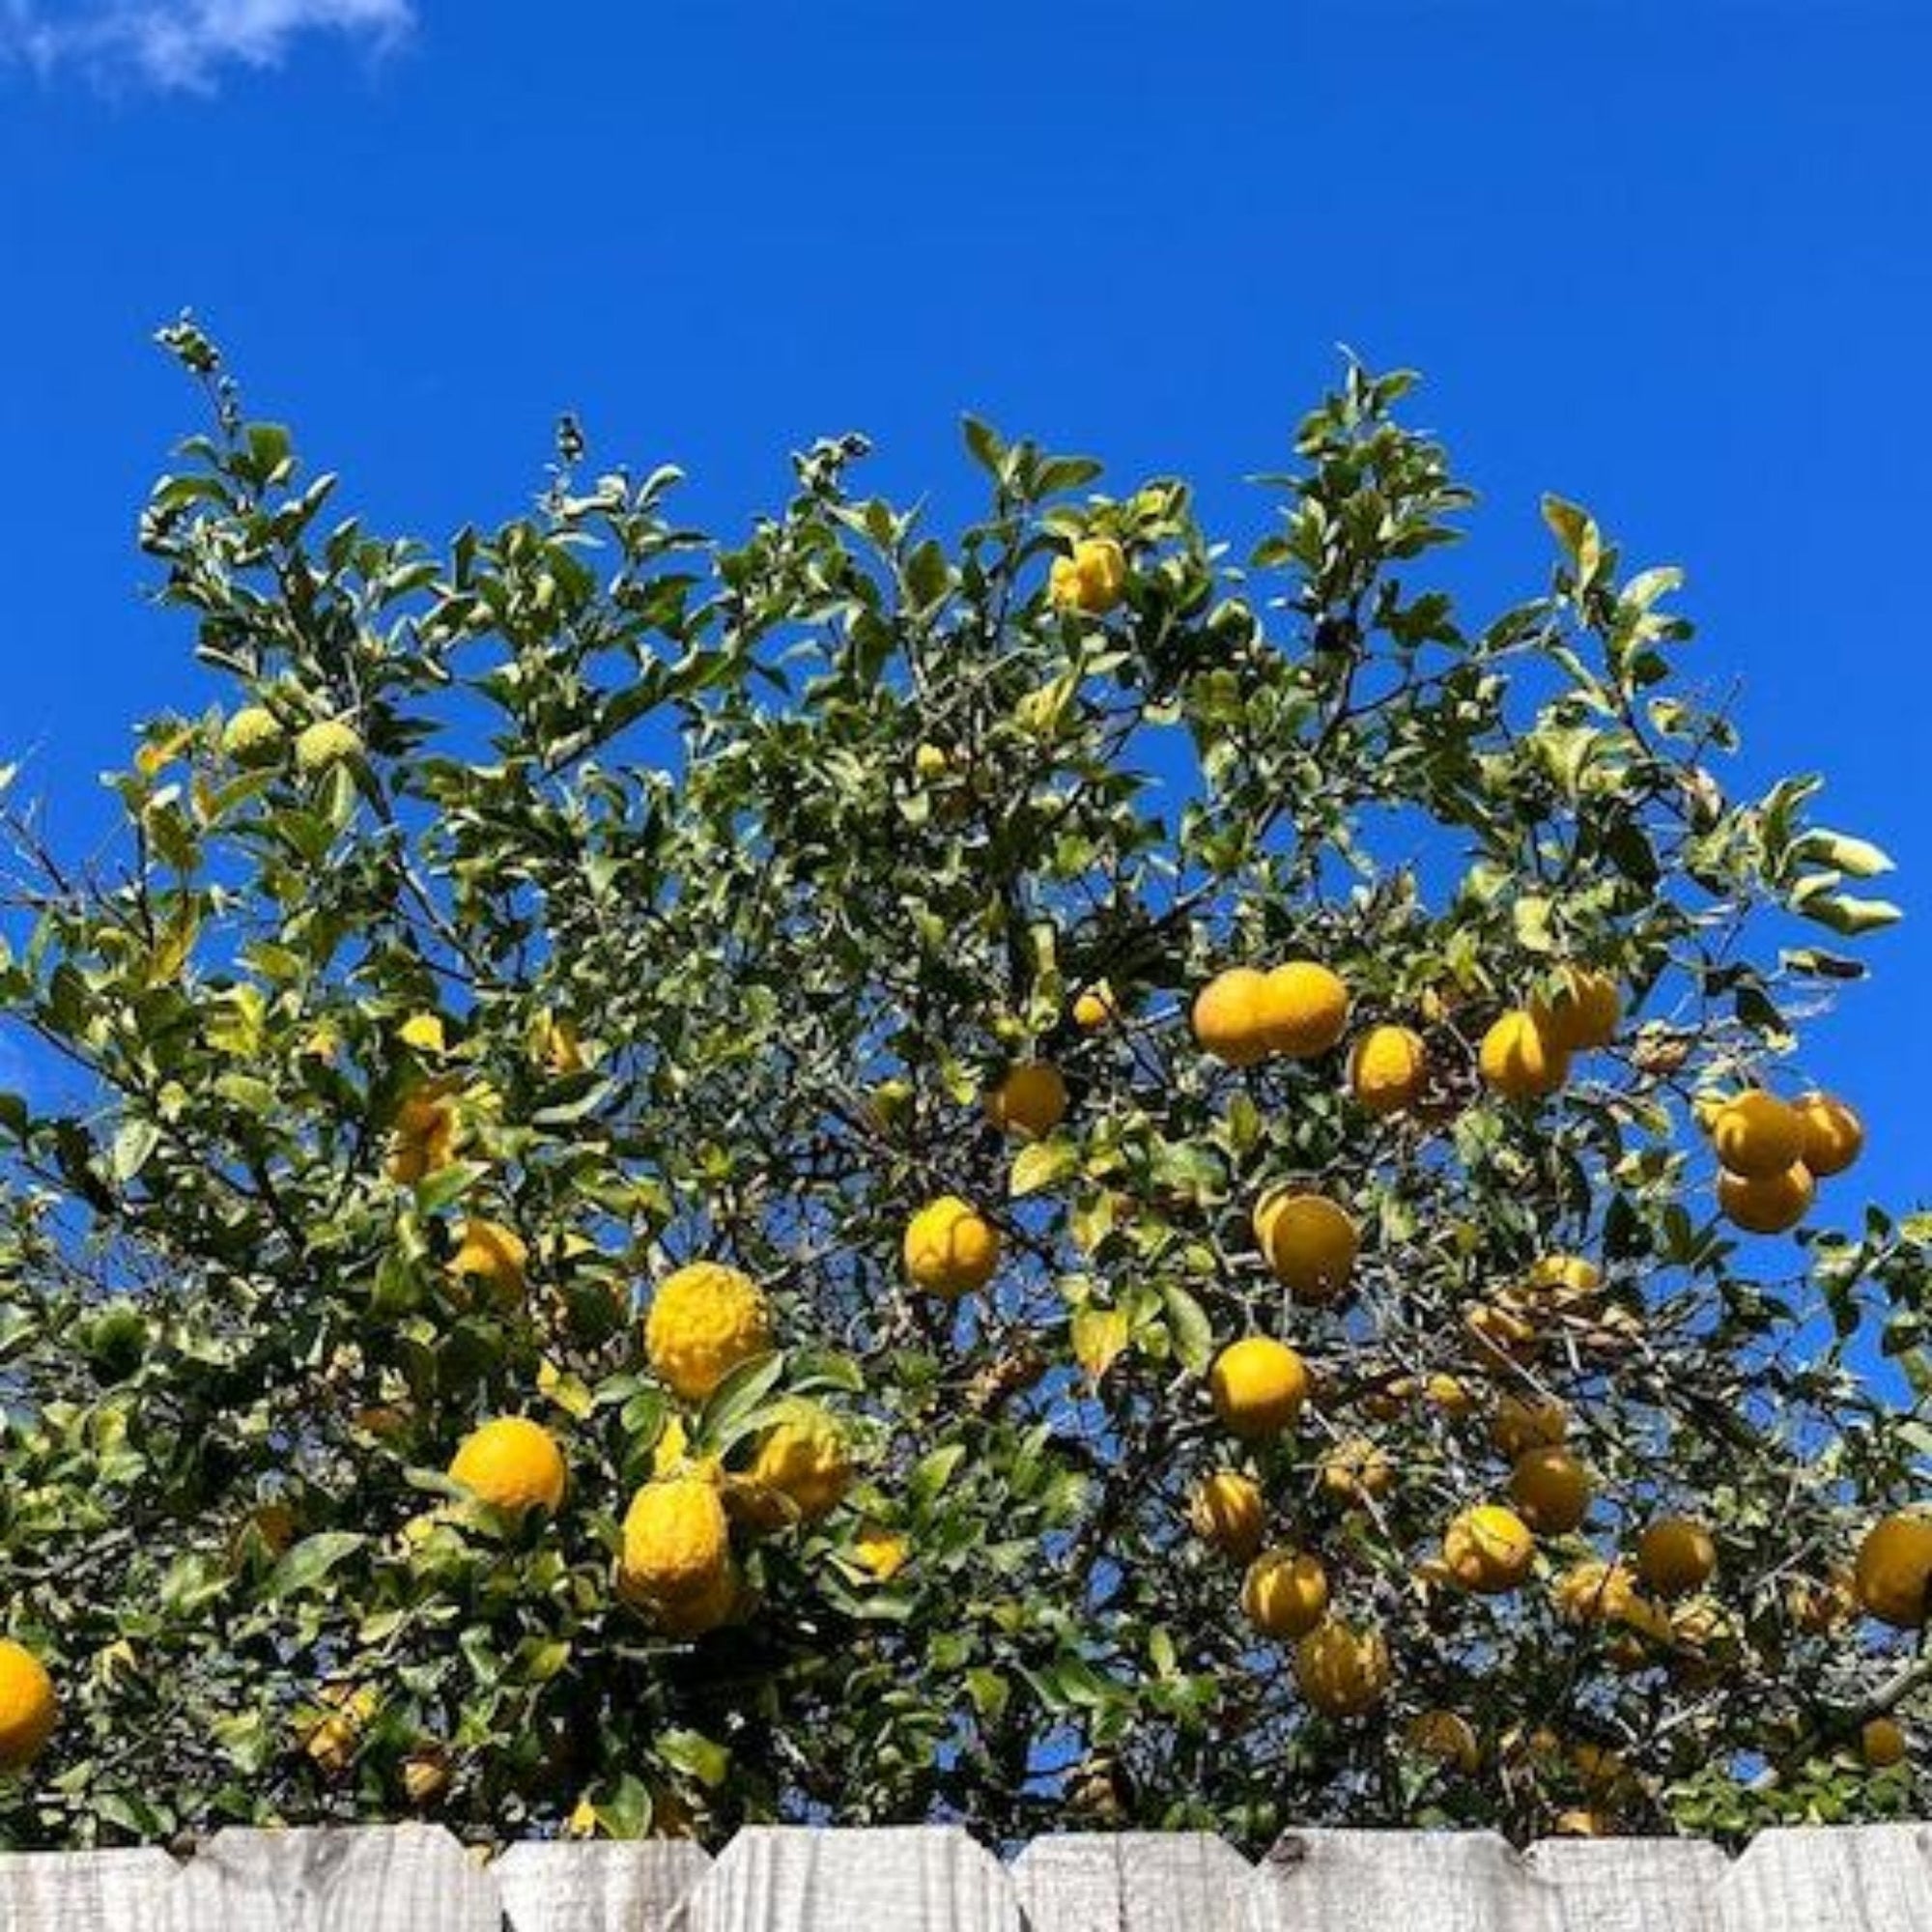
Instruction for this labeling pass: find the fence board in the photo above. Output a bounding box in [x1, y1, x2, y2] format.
[1715, 1824, 1932, 1932]
[1250, 1829, 1721, 1931]
[159, 1825, 498, 1932]
[681, 1826, 1020, 1931]
[1010, 1832, 1250, 1931]
[495, 1839, 712, 1932]
[0, 1848, 178, 1932]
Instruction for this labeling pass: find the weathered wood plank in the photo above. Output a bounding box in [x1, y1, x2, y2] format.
[158, 1825, 499, 1932]
[682, 1826, 1020, 1930]
[1250, 1829, 1722, 1930]
[495, 1839, 711, 1931]
[0, 1848, 178, 1932]
[1715, 1823, 1932, 1932]
[1009, 1832, 1250, 1931]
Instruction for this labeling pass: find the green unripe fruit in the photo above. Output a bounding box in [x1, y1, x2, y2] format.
[295, 719, 364, 776]
[220, 706, 287, 768]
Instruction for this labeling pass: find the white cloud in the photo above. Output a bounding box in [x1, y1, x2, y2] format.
[2, 0, 413, 91]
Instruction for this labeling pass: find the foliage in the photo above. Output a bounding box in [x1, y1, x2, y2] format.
[0, 327, 1927, 1848]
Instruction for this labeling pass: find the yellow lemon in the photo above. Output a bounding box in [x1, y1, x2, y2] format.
[903, 1196, 1001, 1297]
[1550, 1559, 1643, 1626]
[1259, 961, 1350, 1059]
[851, 1520, 910, 1582]
[449, 1218, 527, 1309]
[1529, 968, 1622, 1051]
[1424, 1372, 1478, 1418]
[645, 1262, 774, 1399]
[985, 1062, 1068, 1139]
[1479, 1009, 1570, 1101]
[1717, 1161, 1814, 1235]
[1320, 1436, 1395, 1508]
[1856, 1513, 1932, 1628]
[1635, 1517, 1717, 1597]
[1192, 967, 1273, 1067]
[1255, 1190, 1358, 1303]
[743, 1404, 852, 1526]
[1509, 1447, 1592, 1535]
[621, 1476, 731, 1604]
[1525, 1254, 1601, 1304]
[1442, 1503, 1536, 1594]
[1208, 1337, 1309, 1440]
[1795, 1092, 1863, 1179]
[1293, 1619, 1391, 1718]
[1189, 1470, 1265, 1561]
[627, 1559, 741, 1638]
[1348, 1024, 1427, 1115]
[1071, 981, 1122, 1031]
[1711, 1090, 1806, 1179]
[0, 1641, 57, 1774]
[448, 1417, 566, 1518]
[1240, 1548, 1330, 1639]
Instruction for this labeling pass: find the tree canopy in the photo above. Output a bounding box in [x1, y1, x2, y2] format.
[0, 327, 1926, 1849]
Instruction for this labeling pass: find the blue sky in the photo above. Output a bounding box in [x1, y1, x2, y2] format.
[1, 0, 1928, 1213]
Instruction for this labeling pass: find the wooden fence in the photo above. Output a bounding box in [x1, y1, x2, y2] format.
[1, 1822, 1928, 1928]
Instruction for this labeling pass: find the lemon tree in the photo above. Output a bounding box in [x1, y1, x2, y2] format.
[0, 326, 1928, 1849]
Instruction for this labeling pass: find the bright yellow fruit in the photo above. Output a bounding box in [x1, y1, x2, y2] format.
[1189, 1470, 1265, 1561]
[294, 717, 363, 775]
[1529, 968, 1622, 1051]
[1320, 1436, 1395, 1507]
[1509, 1447, 1592, 1535]
[1209, 1337, 1309, 1440]
[1255, 1190, 1358, 1304]
[645, 1262, 774, 1399]
[1071, 981, 1122, 1031]
[743, 1404, 852, 1527]
[1718, 1161, 1815, 1235]
[1293, 1619, 1391, 1718]
[621, 1476, 731, 1605]
[1490, 1393, 1568, 1459]
[1856, 1513, 1932, 1628]
[449, 1218, 527, 1309]
[1259, 961, 1350, 1059]
[1479, 1009, 1570, 1101]
[1348, 1024, 1427, 1115]
[1241, 1548, 1330, 1639]
[387, 1084, 457, 1183]
[903, 1196, 1001, 1297]
[1711, 1090, 1806, 1179]
[1048, 536, 1128, 614]
[631, 1560, 741, 1639]
[1424, 1372, 1477, 1418]
[1192, 967, 1273, 1067]
[448, 1417, 566, 1518]
[1550, 1559, 1642, 1626]
[913, 741, 952, 781]
[0, 1640, 57, 1773]
[851, 1520, 910, 1582]
[301, 1684, 379, 1777]
[1636, 1517, 1718, 1597]
[1406, 1709, 1480, 1774]
[1862, 1718, 1908, 1770]
[1796, 1092, 1863, 1179]
[1443, 1504, 1536, 1594]
[985, 1062, 1068, 1139]
[1552, 1808, 1614, 1838]
[1525, 1254, 1601, 1304]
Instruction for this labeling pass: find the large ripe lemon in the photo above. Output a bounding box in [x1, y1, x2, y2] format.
[1349, 1024, 1427, 1116]
[621, 1476, 731, 1604]
[1255, 1190, 1358, 1304]
[902, 1197, 1001, 1297]
[1240, 1548, 1330, 1639]
[1711, 1090, 1806, 1179]
[1259, 961, 1350, 1059]
[449, 1218, 528, 1310]
[1856, 1513, 1932, 1628]
[742, 1403, 853, 1527]
[1529, 968, 1622, 1051]
[1293, 1619, 1391, 1718]
[448, 1416, 567, 1519]
[0, 1640, 57, 1774]
[1442, 1503, 1536, 1594]
[645, 1262, 775, 1399]
[1795, 1092, 1863, 1179]
[985, 1062, 1068, 1139]
[1192, 968, 1273, 1067]
[1479, 1009, 1570, 1101]
[1717, 1161, 1814, 1235]
[1048, 536, 1128, 614]
[1208, 1337, 1309, 1440]
[1189, 1470, 1265, 1561]
[1406, 1709, 1480, 1775]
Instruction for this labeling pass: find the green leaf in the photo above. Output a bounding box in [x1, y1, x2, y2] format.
[695, 1350, 787, 1449]
[1160, 1283, 1214, 1374]
[1010, 1137, 1080, 1198]
[266, 1531, 367, 1601]
[1793, 828, 1894, 879]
